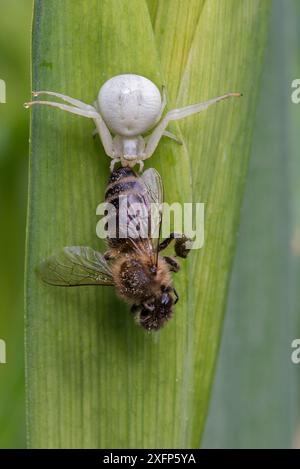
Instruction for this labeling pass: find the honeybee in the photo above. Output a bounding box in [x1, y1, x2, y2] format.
[39, 167, 191, 331]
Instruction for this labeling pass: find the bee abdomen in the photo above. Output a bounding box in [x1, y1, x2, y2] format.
[108, 167, 134, 184]
[105, 168, 145, 203]
[104, 168, 150, 249]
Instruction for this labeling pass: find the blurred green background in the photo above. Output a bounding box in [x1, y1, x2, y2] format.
[0, 0, 299, 448]
[203, 0, 300, 449]
[0, 0, 32, 448]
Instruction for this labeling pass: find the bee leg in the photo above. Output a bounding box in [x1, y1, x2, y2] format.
[158, 232, 179, 252]
[173, 288, 179, 304]
[163, 285, 179, 304]
[163, 256, 181, 273]
[174, 235, 192, 258]
[159, 233, 192, 258]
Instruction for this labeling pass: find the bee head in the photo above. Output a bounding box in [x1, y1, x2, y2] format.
[132, 287, 176, 331]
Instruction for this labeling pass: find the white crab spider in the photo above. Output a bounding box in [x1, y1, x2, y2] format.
[24, 74, 241, 172]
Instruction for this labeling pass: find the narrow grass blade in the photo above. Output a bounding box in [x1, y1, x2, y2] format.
[26, 0, 271, 448]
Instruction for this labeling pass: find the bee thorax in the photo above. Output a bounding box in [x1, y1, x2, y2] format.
[113, 258, 153, 300]
[112, 255, 171, 303]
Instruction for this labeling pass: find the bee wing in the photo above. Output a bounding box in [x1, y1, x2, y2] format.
[38, 246, 114, 286]
[140, 168, 164, 207]
[139, 168, 164, 261]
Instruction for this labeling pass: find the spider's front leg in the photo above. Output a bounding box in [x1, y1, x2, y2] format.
[24, 90, 115, 158]
[142, 92, 242, 160]
[25, 90, 99, 115]
[110, 158, 121, 172]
